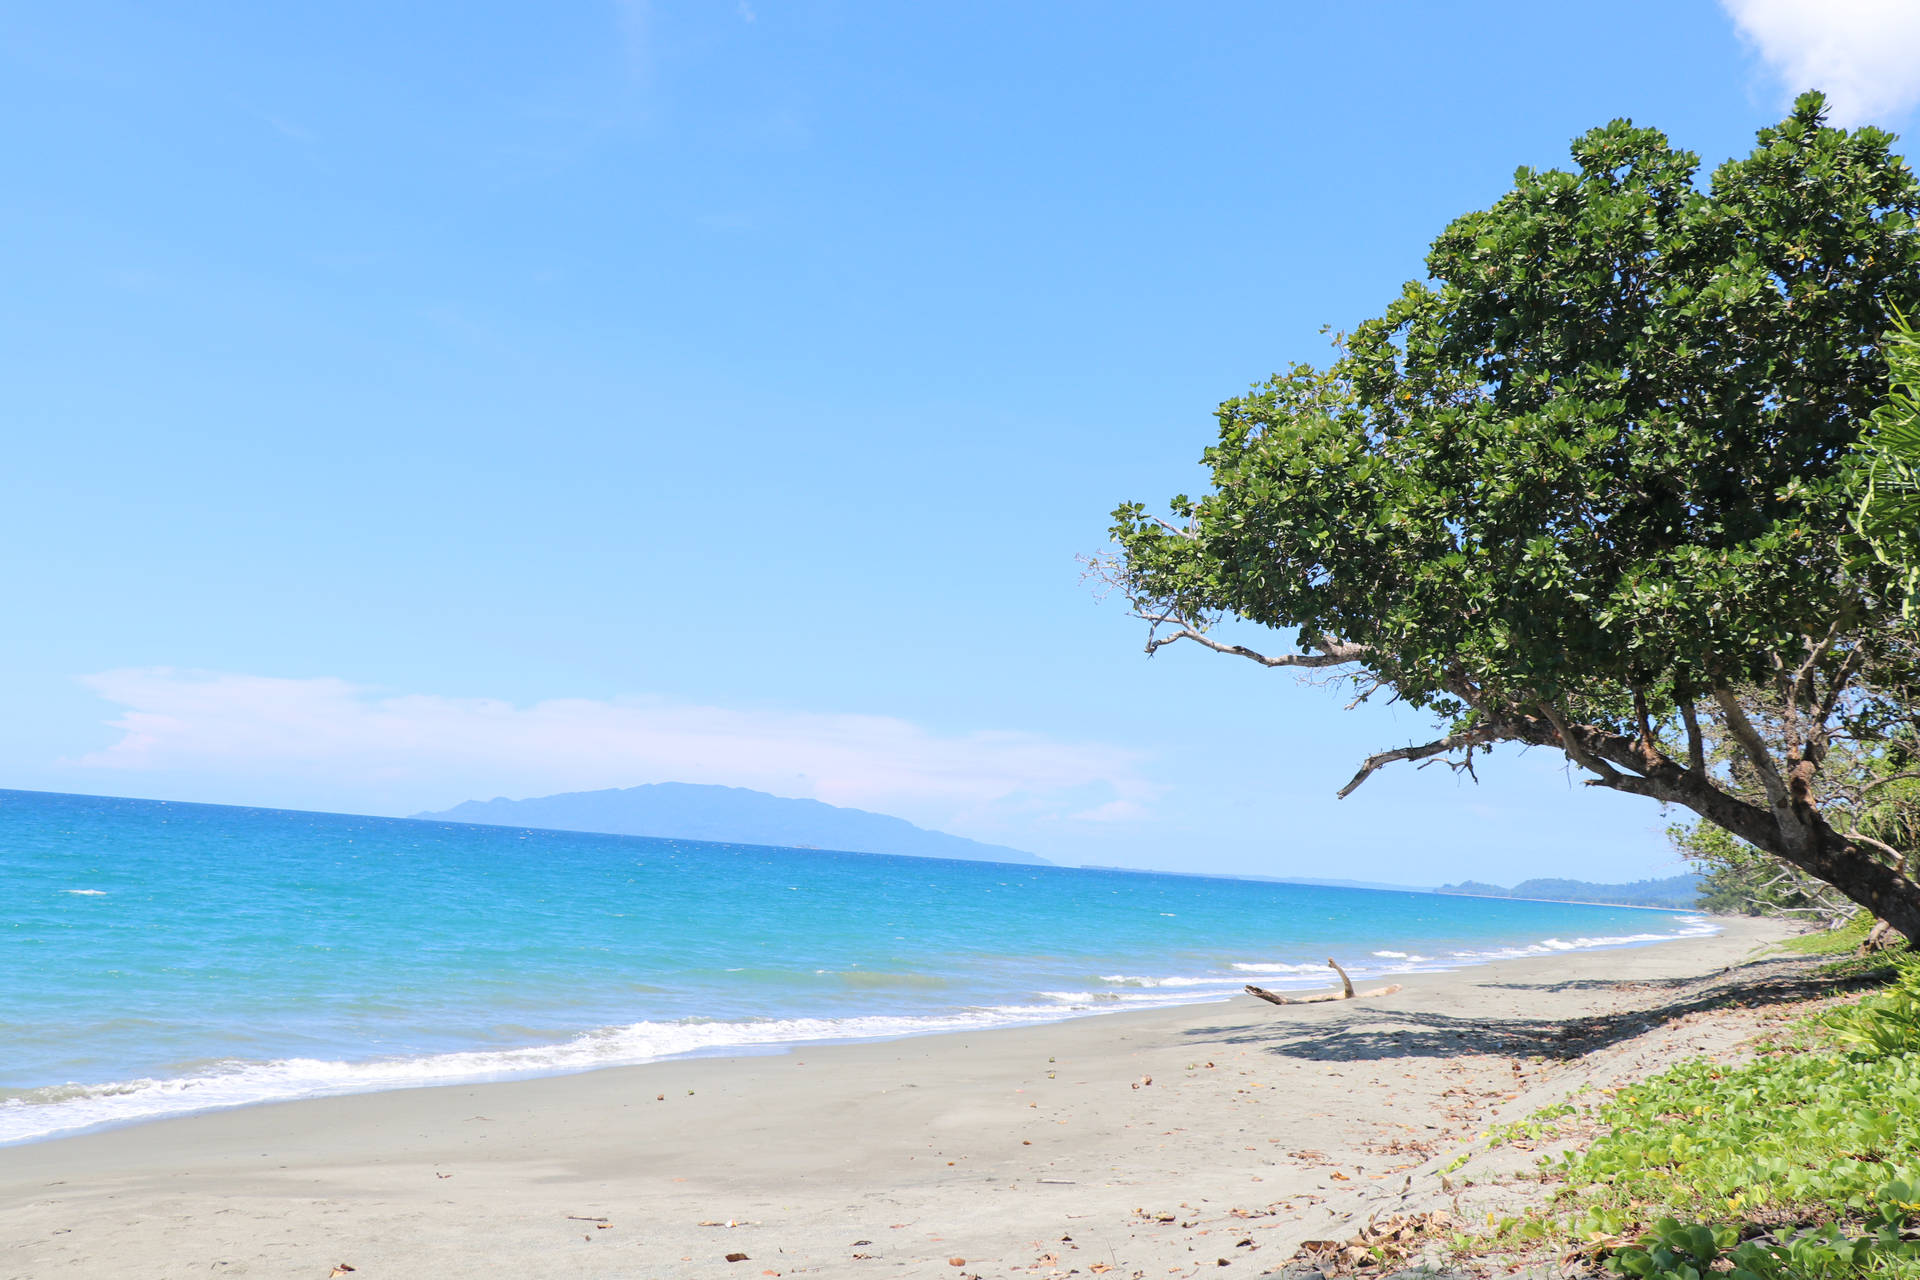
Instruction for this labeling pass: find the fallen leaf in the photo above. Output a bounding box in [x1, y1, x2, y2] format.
[725, 1252, 750, 1263]
[329, 1269, 356, 1279]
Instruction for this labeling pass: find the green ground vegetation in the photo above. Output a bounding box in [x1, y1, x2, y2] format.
[1477, 958, 1920, 1277]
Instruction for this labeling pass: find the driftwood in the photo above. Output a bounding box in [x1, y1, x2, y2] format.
[1245, 957, 1403, 1006]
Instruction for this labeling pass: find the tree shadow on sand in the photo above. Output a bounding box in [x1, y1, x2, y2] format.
[1477, 975, 1700, 993]
[1178, 957, 1871, 1064]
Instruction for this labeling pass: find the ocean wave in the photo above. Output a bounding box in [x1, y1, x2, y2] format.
[0, 915, 1724, 1147]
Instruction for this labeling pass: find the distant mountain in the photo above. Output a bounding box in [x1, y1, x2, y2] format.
[1435, 874, 1701, 909]
[412, 782, 1049, 866]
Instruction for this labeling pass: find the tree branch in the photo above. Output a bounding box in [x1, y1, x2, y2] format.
[1680, 696, 1706, 777]
[1845, 830, 1908, 865]
[1139, 616, 1367, 669]
[1337, 727, 1495, 798]
[1712, 688, 1792, 811]
[1536, 703, 1627, 783]
[1145, 515, 1198, 540]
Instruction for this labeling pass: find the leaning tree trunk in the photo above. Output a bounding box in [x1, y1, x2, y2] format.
[1657, 765, 1920, 945]
[1797, 827, 1920, 945]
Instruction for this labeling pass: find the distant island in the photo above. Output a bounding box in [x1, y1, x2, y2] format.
[1435, 874, 1701, 910]
[412, 782, 1050, 866]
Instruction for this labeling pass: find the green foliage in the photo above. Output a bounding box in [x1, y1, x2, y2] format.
[1608, 1212, 1920, 1280]
[1784, 913, 1884, 955]
[1563, 1052, 1920, 1224]
[1853, 315, 1920, 611]
[1483, 1101, 1580, 1147]
[1114, 94, 1920, 724]
[1819, 945, 1915, 984]
[1827, 955, 1920, 1056]
[1541, 962, 1920, 1276]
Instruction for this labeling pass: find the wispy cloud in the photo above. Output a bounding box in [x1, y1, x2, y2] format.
[1721, 0, 1920, 125]
[73, 669, 1154, 834]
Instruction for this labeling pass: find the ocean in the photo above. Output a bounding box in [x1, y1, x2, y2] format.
[0, 788, 1711, 1146]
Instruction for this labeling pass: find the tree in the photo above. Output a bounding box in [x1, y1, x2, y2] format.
[1103, 95, 1920, 940]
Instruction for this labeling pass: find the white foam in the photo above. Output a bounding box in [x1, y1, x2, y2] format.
[0, 1004, 1107, 1146]
[1372, 950, 1408, 958]
[63, 890, 106, 896]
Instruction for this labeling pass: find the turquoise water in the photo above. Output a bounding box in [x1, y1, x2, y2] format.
[0, 788, 1709, 1144]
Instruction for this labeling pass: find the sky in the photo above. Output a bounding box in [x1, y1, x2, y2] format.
[6, 0, 1920, 884]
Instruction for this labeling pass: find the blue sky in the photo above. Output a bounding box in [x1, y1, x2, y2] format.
[6, 1, 1919, 882]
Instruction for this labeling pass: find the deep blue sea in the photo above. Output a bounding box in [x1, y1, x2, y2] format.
[0, 788, 1711, 1145]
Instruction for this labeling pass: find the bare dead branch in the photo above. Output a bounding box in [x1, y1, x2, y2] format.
[1845, 830, 1909, 866]
[1145, 515, 1198, 540]
[1139, 616, 1366, 669]
[1337, 726, 1494, 798]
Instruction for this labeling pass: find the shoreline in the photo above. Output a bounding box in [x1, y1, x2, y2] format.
[0, 915, 1797, 1279]
[1, 912, 1722, 1151]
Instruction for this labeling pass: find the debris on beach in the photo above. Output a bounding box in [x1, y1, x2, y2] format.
[1288, 1212, 1455, 1275]
[1246, 958, 1404, 1006]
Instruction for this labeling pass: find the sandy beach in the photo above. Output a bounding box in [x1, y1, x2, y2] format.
[1, 917, 1810, 1279]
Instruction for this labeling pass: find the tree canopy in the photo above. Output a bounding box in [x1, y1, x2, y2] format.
[1107, 95, 1920, 939]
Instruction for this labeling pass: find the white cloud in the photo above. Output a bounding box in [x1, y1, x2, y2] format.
[1722, 0, 1920, 125]
[72, 669, 1154, 834]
